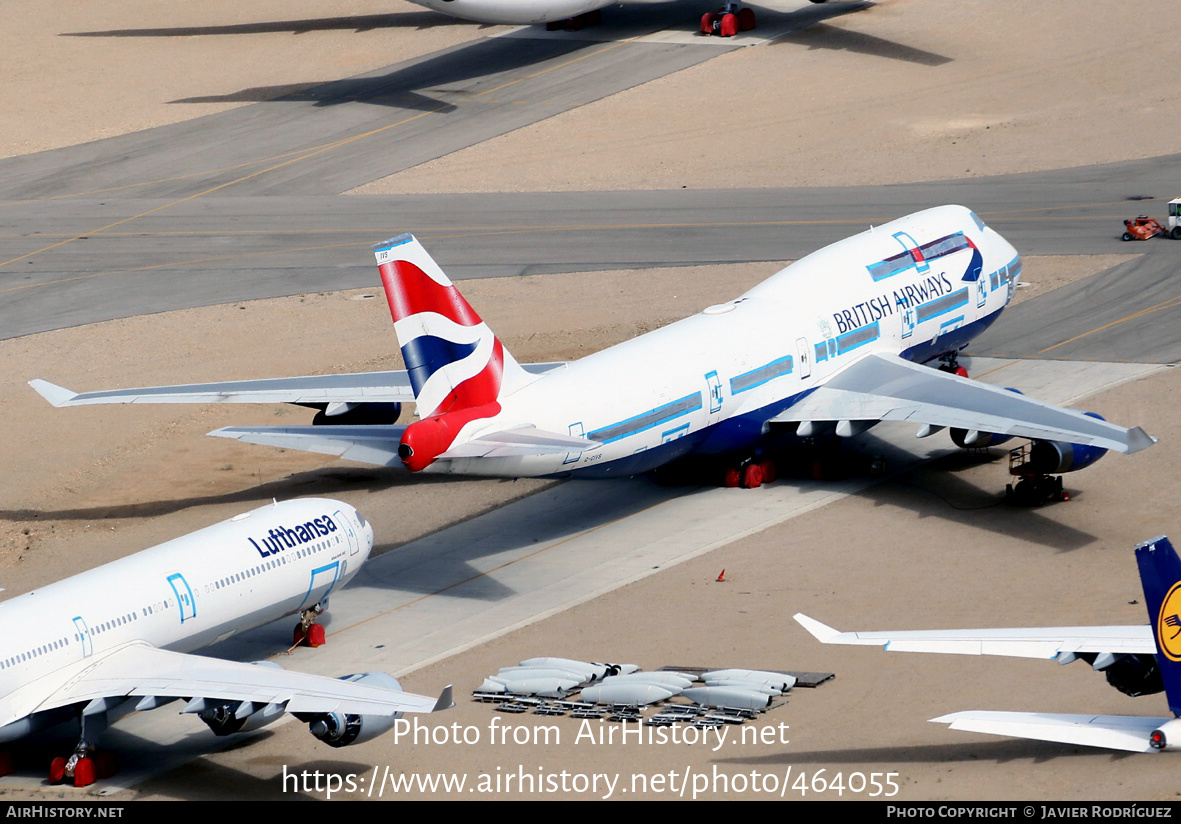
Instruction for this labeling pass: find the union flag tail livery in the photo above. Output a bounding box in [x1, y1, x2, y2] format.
[374, 234, 533, 471]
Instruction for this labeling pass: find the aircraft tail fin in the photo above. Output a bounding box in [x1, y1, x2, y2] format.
[1135, 536, 1181, 717]
[374, 234, 532, 419]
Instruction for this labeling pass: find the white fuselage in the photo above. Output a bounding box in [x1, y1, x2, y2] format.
[435, 205, 1021, 478]
[0, 498, 373, 741]
[408, 0, 619, 24]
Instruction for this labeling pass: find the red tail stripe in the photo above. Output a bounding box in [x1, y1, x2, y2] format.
[379, 260, 483, 327]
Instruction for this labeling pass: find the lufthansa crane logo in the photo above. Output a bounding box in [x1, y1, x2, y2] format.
[1158, 582, 1181, 662]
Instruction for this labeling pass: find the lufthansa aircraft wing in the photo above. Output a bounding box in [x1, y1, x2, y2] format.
[793, 536, 1181, 754]
[792, 613, 1154, 659]
[3, 642, 451, 727]
[770, 353, 1155, 454]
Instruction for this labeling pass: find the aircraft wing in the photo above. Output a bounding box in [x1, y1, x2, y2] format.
[769, 353, 1155, 453]
[29, 363, 566, 409]
[0, 642, 451, 727]
[209, 423, 601, 466]
[793, 613, 1155, 659]
[929, 711, 1170, 754]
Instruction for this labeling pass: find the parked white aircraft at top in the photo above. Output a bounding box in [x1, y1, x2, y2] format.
[31, 205, 1155, 487]
[405, 0, 826, 26]
[0, 498, 452, 787]
[794, 536, 1181, 754]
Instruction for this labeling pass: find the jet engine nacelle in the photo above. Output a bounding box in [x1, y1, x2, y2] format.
[198, 661, 289, 736]
[305, 672, 403, 748]
[1100, 653, 1163, 698]
[311, 402, 402, 426]
[1150, 718, 1181, 751]
[1024, 438, 1108, 474]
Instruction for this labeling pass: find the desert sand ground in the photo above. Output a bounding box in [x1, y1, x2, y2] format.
[2, 0, 1179, 802]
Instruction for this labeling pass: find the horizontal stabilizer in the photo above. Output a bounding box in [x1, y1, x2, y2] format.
[30, 374, 416, 407]
[931, 711, 1169, 753]
[438, 426, 601, 460]
[792, 613, 1154, 658]
[29, 364, 566, 409]
[210, 425, 410, 468]
[769, 353, 1155, 454]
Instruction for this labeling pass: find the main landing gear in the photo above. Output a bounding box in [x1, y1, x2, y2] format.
[700, 3, 757, 37]
[49, 713, 116, 787]
[545, 9, 601, 30]
[937, 351, 969, 378]
[723, 458, 777, 489]
[292, 604, 326, 648]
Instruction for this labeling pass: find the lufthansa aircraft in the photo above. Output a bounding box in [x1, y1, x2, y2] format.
[0, 498, 451, 786]
[32, 206, 1155, 485]
[795, 536, 1181, 754]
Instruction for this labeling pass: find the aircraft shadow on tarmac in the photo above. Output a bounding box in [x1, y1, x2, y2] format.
[771, 19, 951, 66]
[817, 432, 1098, 553]
[93, 3, 883, 112]
[0, 466, 409, 526]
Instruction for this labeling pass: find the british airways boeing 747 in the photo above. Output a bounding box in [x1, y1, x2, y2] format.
[31, 206, 1155, 486]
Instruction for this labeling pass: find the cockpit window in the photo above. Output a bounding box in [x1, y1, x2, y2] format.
[969, 211, 988, 232]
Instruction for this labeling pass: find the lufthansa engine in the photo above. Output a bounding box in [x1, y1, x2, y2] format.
[302, 672, 404, 748]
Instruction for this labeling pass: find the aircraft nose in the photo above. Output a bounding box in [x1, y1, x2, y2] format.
[349, 505, 375, 551]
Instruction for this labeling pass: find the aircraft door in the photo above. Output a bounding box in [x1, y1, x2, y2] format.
[899, 297, 915, 340]
[796, 338, 811, 379]
[564, 422, 585, 465]
[72, 616, 93, 658]
[704, 370, 723, 421]
[333, 509, 360, 556]
[166, 573, 197, 624]
[299, 562, 342, 611]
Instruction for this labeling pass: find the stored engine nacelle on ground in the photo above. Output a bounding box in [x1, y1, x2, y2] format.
[300, 673, 404, 748]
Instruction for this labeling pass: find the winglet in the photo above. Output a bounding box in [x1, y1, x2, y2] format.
[29, 379, 79, 408]
[1126, 427, 1158, 455]
[793, 613, 843, 643]
[432, 685, 454, 712]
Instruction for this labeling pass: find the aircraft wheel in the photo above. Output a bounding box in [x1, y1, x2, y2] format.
[700, 12, 717, 34]
[742, 462, 764, 489]
[49, 757, 67, 785]
[94, 751, 117, 780]
[719, 12, 739, 37]
[73, 757, 96, 788]
[758, 459, 777, 484]
[737, 7, 756, 31]
[723, 467, 741, 487]
[294, 622, 326, 647]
